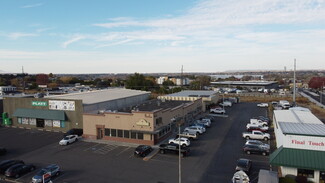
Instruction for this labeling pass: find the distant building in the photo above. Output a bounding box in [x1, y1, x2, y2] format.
[157, 76, 169, 85]
[158, 90, 218, 112]
[0, 86, 17, 95]
[210, 81, 278, 90]
[169, 77, 190, 86]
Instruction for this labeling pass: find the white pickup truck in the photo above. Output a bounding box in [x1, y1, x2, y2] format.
[242, 130, 270, 141]
[177, 132, 199, 140]
[250, 119, 268, 127]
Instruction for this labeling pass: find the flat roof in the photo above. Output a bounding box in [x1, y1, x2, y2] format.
[164, 90, 217, 97]
[119, 99, 193, 112]
[274, 107, 324, 136]
[211, 81, 277, 86]
[46, 88, 150, 105]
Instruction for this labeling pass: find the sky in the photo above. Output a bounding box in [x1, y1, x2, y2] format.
[1, 0, 325, 74]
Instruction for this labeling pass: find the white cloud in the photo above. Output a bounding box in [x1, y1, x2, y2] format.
[21, 3, 43, 9]
[62, 36, 85, 48]
[7, 32, 38, 40]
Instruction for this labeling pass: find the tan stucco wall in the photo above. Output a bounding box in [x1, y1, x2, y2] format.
[83, 99, 203, 139]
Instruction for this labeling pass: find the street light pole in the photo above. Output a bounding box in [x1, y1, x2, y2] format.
[178, 123, 181, 183]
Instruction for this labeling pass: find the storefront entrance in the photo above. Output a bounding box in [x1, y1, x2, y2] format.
[36, 118, 45, 128]
[97, 128, 104, 139]
[320, 171, 325, 183]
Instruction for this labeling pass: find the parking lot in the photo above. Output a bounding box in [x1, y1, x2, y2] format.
[0, 102, 273, 183]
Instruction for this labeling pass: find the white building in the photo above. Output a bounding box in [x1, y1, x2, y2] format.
[0, 86, 17, 95]
[270, 107, 325, 183]
[157, 76, 168, 85]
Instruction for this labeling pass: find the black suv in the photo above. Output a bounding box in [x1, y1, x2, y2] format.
[243, 144, 269, 156]
[0, 160, 24, 174]
[235, 158, 252, 174]
[159, 144, 190, 157]
[134, 145, 153, 157]
[63, 128, 83, 137]
[5, 163, 35, 178]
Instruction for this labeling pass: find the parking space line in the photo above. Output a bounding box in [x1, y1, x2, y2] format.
[115, 147, 131, 156]
[83, 143, 102, 151]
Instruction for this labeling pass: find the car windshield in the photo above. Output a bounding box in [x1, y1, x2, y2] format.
[36, 169, 47, 176]
[237, 160, 248, 167]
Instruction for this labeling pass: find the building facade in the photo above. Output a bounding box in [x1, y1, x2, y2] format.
[83, 99, 203, 145]
[270, 108, 325, 183]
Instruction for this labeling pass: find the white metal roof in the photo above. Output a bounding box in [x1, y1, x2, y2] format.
[164, 90, 217, 97]
[274, 107, 324, 136]
[46, 88, 150, 105]
[278, 122, 325, 137]
[274, 108, 322, 125]
[211, 81, 277, 86]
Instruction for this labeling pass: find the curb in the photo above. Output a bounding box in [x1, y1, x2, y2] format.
[143, 148, 159, 161]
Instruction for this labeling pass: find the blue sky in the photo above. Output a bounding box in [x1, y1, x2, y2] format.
[1, 0, 325, 74]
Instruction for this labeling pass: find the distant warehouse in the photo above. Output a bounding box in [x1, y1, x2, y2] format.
[210, 81, 278, 90]
[2, 88, 150, 132]
[270, 107, 325, 183]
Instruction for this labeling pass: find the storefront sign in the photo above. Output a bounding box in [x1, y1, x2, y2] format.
[32, 101, 47, 107]
[49, 100, 75, 111]
[136, 119, 150, 126]
[291, 140, 325, 147]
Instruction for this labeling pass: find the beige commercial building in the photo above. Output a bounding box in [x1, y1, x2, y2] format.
[83, 99, 203, 145]
[157, 90, 218, 112]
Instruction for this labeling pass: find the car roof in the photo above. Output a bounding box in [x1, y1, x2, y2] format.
[46, 164, 59, 169]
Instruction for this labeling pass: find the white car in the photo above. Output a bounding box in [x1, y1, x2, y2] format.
[257, 103, 269, 107]
[184, 126, 205, 134]
[210, 108, 226, 114]
[246, 123, 269, 131]
[232, 170, 250, 183]
[59, 135, 78, 145]
[168, 137, 190, 147]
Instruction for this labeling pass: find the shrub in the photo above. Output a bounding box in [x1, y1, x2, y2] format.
[279, 177, 296, 183]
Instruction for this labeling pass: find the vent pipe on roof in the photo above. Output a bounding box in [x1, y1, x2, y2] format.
[293, 59, 296, 107]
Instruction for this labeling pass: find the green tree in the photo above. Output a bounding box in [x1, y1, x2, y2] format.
[125, 73, 156, 91]
[162, 80, 175, 86]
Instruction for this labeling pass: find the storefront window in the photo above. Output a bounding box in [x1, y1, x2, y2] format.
[137, 133, 143, 140]
[298, 169, 314, 178]
[131, 132, 137, 139]
[60, 121, 65, 128]
[29, 118, 36, 126]
[18, 117, 22, 124]
[124, 130, 130, 138]
[105, 128, 110, 136]
[117, 130, 123, 137]
[111, 129, 117, 137]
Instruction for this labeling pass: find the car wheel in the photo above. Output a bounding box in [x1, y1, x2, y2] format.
[262, 152, 267, 156]
[30, 166, 35, 171]
[75, 138, 78, 142]
[181, 153, 184, 158]
[246, 136, 250, 140]
[56, 171, 60, 176]
[246, 151, 251, 155]
[15, 174, 20, 178]
[196, 132, 199, 136]
[160, 150, 165, 154]
[182, 144, 186, 147]
[264, 137, 269, 141]
[169, 142, 174, 144]
[67, 142, 69, 145]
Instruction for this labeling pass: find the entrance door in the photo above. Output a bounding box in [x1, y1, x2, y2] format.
[320, 171, 325, 183]
[36, 119, 45, 128]
[97, 128, 103, 139]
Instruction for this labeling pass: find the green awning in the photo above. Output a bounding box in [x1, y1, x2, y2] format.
[270, 146, 325, 171]
[13, 108, 65, 121]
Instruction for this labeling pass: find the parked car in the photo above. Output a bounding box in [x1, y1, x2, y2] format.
[252, 116, 270, 123]
[219, 101, 232, 107]
[59, 135, 78, 145]
[243, 144, 269, 156]
[196, 120, 211, 128]
[63, 128, 83, 137]
[0, 148, 7, 156]
[184, 126, 205, 135]
[168, 137, 190, 147]
[176, 131, 198, 140]
[242, 130, 270, 141]
[0, 160, 24, 174]
[5, 163, 35, 178]
[190, 122, 206, 128]
[210, 108, 226, 114]
[250, 119, 268, 127]
[245, 140, 270, 150]
[134, 145, 153, 157]
[235, 158, 252, 174]
[257, 103, 269, 107]
[32, 164, 60, 183]
[159, 144, 190, 157]
[232, 170, 250, 183]
[246, 124, 269, 132]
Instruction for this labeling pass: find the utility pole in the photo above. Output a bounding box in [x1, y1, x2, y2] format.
[293, 59, 296, 106]
[178, 122, 181, 183]
[181, 65, 183, 90]
[22, 66, 25, 92]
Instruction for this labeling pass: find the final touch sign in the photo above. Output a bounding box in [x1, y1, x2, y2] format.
[285, 135, 325, 151]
